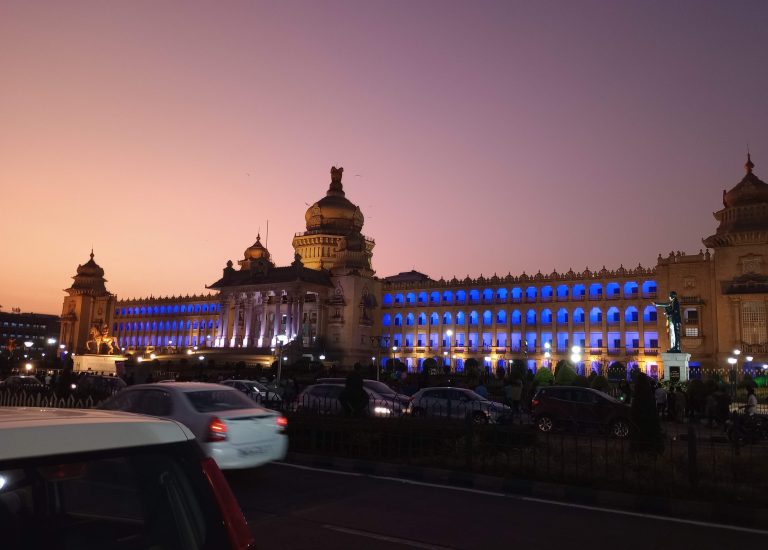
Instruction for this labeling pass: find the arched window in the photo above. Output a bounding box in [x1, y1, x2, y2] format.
[624, 282, 639, 298]
[541, 286, 553, 300]
[643, 306, 657, 323]
[496, 310, 507, 324]
[469, 311, 479, 325]
[406, 313, 415, 326]
[589, 283, 602, 299]
[482, 288, 493, 302]
[394, 314, 403, 326]
[173, 305, 179, 314]
[557, 308, 568, 324]
[383, 294, 393, 306]
[456, 290, 467, 303]
[469, 290, 480, 303]
[202, 304, 208, 313]
[497, 288, 508, 302]
[417, 313, 427, 326]
[526, 309, 537, 325]
[180, 305, 186, 313]
[406, 293, 416, 304]
[556, 285, 569, 299]
[418, 292, 428, 304]
[430, 291, 440, 304]
[541, 309, 552, 325]
[573, 284, 586, 299]
[186, 320, 191, 330]
[511, 288, 523, 302]
[443, 291, 454, 304]
[430, 312, 439, 325]
[193, 321, 199, 329]
[443, 311, 453, 324]
[482, 310, 492, 324]
[382, 314, 392, 326]
[456, 311, 466, 325]
[128, 307, 134, 316]
[607, 307, 620, 323]
[526, 287, 537, 301]
[606, 283, 620, 298]
[642, 280, 657, 297]
[160, 306, 166, 314]
[573, 308, 585, 323]
[194, 305, 201, 313]
[625, 306, 639, 323]
[511, 310, 522, 325]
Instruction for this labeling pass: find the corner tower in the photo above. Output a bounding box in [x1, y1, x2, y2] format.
[292, 166, 375, 276]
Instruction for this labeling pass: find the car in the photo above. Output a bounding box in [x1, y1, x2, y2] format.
[294, 383, 406, 417]
[316, 377, 411, 408]
[407, 387, 512, 423]
[220, 379, 282, 408]
[0, 375, 49, 394]
[73, 374, 126, 401]
[531, 386, 631, 438]
[100, 382, 288, 469]
[0, 407, 255, 549]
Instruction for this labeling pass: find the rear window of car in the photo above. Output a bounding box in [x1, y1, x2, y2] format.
[0, 443, 228, 549]
[184, 390, 256, 413]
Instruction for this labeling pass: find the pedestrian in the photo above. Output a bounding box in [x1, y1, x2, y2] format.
[44, 372, 52, 386]
[746, 386, 758, 416]
[339, 371, 369, 417]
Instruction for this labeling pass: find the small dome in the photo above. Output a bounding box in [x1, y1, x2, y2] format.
[76, 251, 105, 278]
[243, 234, 270, 261]
[305, 166, 364, 234]
[723, 154, 768, 208]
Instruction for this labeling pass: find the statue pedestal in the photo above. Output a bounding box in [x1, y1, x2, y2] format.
[74, 354, 125, 374]
[661, 352, 691, 383]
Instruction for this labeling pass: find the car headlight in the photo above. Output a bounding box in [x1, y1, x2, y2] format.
[374, 406, 392, 416]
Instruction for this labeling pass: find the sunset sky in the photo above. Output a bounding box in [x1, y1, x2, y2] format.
[2, 0, 767, 315]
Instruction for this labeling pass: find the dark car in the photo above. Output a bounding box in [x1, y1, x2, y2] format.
[316, 378, 411, 409]
[531, 386, 631, 438]
[74, 374, 127, 401]
[0, 375, 49, 395]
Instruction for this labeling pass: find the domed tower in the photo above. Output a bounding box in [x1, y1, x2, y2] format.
[238, 233, 274, 271]
[60, 251, 117, 354]
[292, 166, 375, 275]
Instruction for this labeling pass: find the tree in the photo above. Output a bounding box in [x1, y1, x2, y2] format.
[464, 358, 480, 379]
[630, 372, 664, 454]
[554, 360, 577, 385]
[572, 375, 589, 387]
[422, 357, 438, 374]
[534, 366, 554, 387]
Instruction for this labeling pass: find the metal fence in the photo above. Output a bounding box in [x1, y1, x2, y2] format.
[0, 390, 99, 409]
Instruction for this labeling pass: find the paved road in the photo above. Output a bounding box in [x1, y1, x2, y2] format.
[226, 463, 768, 550]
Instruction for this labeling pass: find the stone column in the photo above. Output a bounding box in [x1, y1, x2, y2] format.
[258, 293, 267, 346]
[285, 294, 294, 340]
[243, 293, 255, 347]
[297, 295, 305, 345]
[230, 297, 242, 348]
[273, 292, 282, 345]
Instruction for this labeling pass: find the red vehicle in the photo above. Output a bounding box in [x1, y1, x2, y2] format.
[531, 386, 631, 438]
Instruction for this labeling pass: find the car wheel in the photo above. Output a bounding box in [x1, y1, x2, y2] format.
[611, 419, 630, 439]
[471, 412, 489, 424]
[536, 415, 554, 433]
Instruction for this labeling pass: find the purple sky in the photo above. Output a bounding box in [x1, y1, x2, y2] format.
[2, 0, 767, 314]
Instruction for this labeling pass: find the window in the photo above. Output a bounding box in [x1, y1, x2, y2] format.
[685, 327, 699, 337]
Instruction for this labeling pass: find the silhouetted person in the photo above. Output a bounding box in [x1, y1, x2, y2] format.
[339, 371, 369, 417]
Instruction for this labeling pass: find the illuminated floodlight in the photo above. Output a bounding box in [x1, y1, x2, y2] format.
[544, 351, 551, 358]
[484, 356, 491, 362]
[763, 364, 768, 370]
[734, 349, 741, 356]
[186, 349, 193, 355]
[727, 357, 737, 365]
[25, 363, 33, 371]
[392, 346, 398, 352]
[199, 356, 205, 361]
[24, 341, 33, 349]
[570, 353, 581, 363]
[571, 345, 581, 354]
[193, 346, 198, 351]
[443, 351, 448, 356]
[746, 356, 754, 362]
[59, 344, 66, 349]
[446, 329, 453, 337]
[282, 356, 287, 361]
[137, 357, 144, 363]
[47, 338, 56, 344]
[371, 356, 375, 361]
[319, 354, 326, 360]
[544, 342, 551, 350]
[149, 353, 156, 360]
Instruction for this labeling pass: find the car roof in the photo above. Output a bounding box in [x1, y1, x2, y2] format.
[0, 407, 194, 461]
[129, 382, 235, 393]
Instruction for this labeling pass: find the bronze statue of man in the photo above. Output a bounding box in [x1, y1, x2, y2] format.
[653, 291, 682, 353]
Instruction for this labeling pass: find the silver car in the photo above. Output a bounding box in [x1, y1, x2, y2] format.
[407, 387, 512, 423]
[220, 379, 282, 407]
[294, 383, 405, 417]
[100, 382, 288, 469]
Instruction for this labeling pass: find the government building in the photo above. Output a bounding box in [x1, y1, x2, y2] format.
[59, 158, 768, 377]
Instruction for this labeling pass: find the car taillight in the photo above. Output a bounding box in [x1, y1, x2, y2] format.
[531, 399, 540, 409]
[207, 417, 228, 442]
[200, 457, 256, 550]
[276, 416, 288, 431]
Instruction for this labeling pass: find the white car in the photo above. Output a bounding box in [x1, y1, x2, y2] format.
[0, 407, 255, 549]
[101, 382, 288, 469]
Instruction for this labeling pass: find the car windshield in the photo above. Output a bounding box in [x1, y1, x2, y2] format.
[184, 389, 256, 412]
[245, 382, 267, 393]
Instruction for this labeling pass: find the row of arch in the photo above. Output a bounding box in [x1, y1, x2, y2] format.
[382, 281, 657, 306]
[121, 335, 210, 347]
[115, 320, 220, 332]
[382, 306, 660, 327]
[116, 303, 221, 316]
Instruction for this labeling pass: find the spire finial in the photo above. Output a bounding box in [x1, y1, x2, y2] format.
[746, 149, 754, 174]
[90, 247, 94, 260]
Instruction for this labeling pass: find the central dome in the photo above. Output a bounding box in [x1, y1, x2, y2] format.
[723, 154, 768, 208]
[305, 166, 364, 234]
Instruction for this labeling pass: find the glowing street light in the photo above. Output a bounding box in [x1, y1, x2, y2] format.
[25, 363, 33, 372]
[319, 354, 326, 361]
[46, 338, 56, 345]
[727, 357, 737, 365]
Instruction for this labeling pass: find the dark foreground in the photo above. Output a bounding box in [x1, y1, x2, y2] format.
[227, 463, 768, 550]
